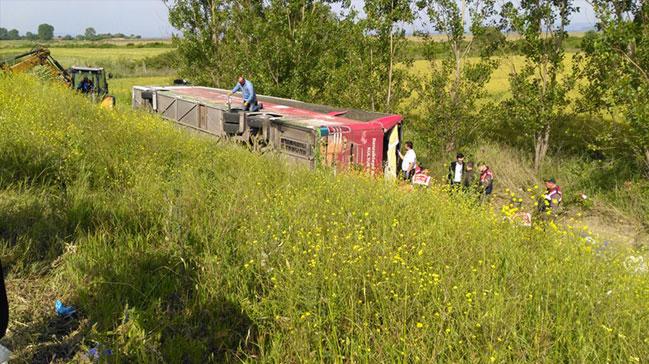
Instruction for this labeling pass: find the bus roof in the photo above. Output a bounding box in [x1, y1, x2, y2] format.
[154, 86, 403, 130]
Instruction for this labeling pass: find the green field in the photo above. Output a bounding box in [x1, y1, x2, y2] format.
[0, 39, 178, 111]
[410, 54, 579, 100]
[0, 47, 170, 65]
[2, 74, 648, 362]
[0, 41, 572, 102]
[109, 76, 176, 110]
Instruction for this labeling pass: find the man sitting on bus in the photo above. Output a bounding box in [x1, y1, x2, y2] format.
[229, 76, 260, 112]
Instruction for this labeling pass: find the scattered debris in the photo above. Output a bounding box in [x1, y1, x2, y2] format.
[0, 343, 11, 363]
[511, 212, 532, 227]
[55, 300, 76, 317]
[624, 255, 648, 274]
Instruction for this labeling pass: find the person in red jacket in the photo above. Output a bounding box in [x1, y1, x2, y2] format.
[539, 177, 562, 212]
[478, 164, 494, 199]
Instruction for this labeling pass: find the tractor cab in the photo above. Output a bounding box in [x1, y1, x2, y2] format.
[69, 67, 115, 108]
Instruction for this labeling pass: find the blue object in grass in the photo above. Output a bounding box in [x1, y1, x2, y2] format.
[55, 299, 76, 317]
[87, 347, 112, 360]
[86, 344, 113, 362]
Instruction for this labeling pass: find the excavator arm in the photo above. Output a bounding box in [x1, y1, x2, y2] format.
[1, 47, 114, 109]
[0, 47, 72, 87]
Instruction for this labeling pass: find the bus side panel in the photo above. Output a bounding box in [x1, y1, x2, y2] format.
[323, 126, 383, 174]
[350, 129, 383, 174]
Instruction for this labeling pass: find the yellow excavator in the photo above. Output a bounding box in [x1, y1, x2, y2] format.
[0, 47, 115, 109]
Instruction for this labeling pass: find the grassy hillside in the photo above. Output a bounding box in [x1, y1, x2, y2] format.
[410, 141, 649, 246]
[1, 75, 648, 362]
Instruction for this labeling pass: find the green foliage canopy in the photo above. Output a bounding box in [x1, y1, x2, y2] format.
[165, 0, 411, 112]
[409, 0, 498, 152]
[499, 0, 577, 173]
[37, 23, 54, 41]
[578, 0, 649, 172]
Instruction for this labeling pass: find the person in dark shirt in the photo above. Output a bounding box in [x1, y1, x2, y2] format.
[462, 161, 477, 190]
[77, 76, 93, 93]
[448, 153, 465, 186]
[539, 177, 563, 212]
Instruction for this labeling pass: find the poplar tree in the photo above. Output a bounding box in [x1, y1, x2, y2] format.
[412, 0, 498, 152]
[500, 0, 577, 173]
[578, 0, 649, 174]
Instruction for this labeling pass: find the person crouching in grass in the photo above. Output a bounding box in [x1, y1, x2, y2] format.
[478, 164, 494, 202]
[411, 161, 431, 188]
[538, 177, 563, 217]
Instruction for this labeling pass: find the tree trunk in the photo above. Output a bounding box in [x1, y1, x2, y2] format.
[445, 141, 455, 153]
[534, 126, 550, 174]
[386, 30, 394, 111]
[644, 148, 649, 178]
[370, 47, 375, 112]
[453, 45, 461, 105]
[453, 0, 465, 106]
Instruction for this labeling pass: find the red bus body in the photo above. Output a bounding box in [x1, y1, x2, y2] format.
[132, 86, 403, 177]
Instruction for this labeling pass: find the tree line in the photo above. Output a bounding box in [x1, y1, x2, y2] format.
[165, 0, 648, 177]
[0, 24, 141, 41]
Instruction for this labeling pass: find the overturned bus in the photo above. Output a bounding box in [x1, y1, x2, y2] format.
[132, 85, 403, 178]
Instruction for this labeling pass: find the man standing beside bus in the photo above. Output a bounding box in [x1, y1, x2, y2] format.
[448, 153, 465, 187]
[230, 76, 259, 112]
[398, 141, 416, 180]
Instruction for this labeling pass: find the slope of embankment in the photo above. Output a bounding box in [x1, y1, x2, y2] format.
[0, 75, 647, 362]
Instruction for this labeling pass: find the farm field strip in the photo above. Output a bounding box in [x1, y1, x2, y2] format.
[0, 46, 171, 64]
[409, 53, 579, 100]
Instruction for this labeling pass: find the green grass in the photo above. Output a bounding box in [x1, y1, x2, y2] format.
[411, 142, 649, 245]
[109, 76, 177, 111]
[405, 51, 649, 243]
[1, 74, 648, 362]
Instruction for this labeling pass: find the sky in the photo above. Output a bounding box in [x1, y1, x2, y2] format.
[0, 0, 174, 38]
[0, 0, 597, 39]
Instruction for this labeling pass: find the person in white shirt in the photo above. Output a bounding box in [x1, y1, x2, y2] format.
[398, 141, 416, 180]
[448, 153, 465, 186]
